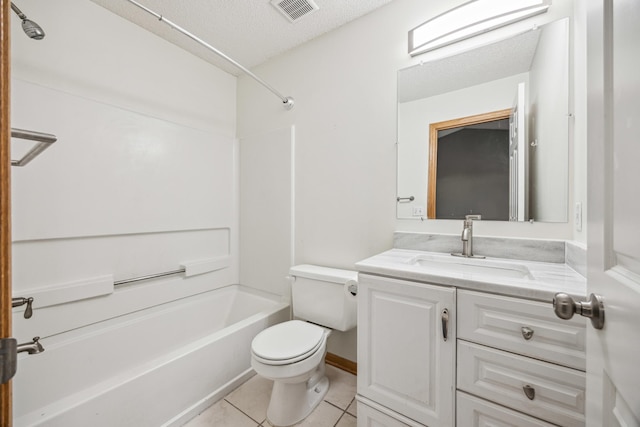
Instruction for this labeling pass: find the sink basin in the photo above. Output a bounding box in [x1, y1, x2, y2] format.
[407, 254, 534, 280]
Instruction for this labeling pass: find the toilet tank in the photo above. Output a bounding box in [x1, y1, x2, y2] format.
[289, 265, 358, 331]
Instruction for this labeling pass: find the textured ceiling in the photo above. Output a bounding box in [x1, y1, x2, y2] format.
[398, 29, 542, 103]
[90, 0, 395, 76]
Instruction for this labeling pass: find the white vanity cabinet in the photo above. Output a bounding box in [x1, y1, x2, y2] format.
[456, 290, 587, 427]
[356, 274, 587, 427]
[357, 274, 456, 427]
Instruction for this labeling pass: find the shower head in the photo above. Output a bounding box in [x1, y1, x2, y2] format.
[10, 2, 45, 40]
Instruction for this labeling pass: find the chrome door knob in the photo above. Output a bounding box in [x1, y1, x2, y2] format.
[553, 293, 576, 320]
[553, 292, 605, 329]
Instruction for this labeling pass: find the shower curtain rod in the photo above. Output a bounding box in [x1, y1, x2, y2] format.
[124, 0, 295, 110]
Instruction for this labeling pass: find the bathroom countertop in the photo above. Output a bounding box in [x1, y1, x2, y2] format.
[355, 248, 587, 303]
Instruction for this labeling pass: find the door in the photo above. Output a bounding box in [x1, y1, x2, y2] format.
[357, 274, 455, 427]
[1, 0, 13, 425]
[509, 82, 527, 221]
[585, 0, 640, 424]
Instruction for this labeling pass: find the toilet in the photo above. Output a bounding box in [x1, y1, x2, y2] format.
[250, 265, 358, 427]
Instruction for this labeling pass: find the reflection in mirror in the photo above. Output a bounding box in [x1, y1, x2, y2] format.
[428, 109, 511, 220]
[397, 18, 569, 222]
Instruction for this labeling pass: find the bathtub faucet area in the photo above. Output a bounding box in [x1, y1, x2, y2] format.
[12, 296, 34, 319]
[17, 336, 44, 355]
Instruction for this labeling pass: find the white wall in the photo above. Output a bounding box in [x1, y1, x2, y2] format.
[237, 0, 584, 360]
[240, 126, 294, 296]
[529, 18, 570, 222]
[12, 0, 235, 135]
[10, 0, 238, 421]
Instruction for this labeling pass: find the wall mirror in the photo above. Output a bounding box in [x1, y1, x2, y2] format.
[397, 18, 569, 222]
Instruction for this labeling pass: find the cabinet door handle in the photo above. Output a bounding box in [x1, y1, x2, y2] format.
[441, 308, 449, 342]
[521, 326, 534, 340]
[523, 384, 536, 400]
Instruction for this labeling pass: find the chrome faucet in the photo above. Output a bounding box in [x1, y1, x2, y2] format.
[452, 215, 485, 258]
[16, 336, 44, 354]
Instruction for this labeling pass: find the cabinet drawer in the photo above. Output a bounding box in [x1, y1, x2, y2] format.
[457, 391, 556, 427]
[356, 397, 424, 427]
[458, 290, 586, 370]
[458, 341, 585, 427]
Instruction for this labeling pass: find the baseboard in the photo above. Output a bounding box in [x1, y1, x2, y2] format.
[326, 352, 357, 376]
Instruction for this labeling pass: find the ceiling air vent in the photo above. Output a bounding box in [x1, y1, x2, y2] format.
[271, 0, 319, 23]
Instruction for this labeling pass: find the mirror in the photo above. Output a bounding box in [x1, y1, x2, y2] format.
[397, 18, 569, 222]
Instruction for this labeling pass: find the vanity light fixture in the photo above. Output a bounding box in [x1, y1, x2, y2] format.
[408, 0, 551, 56]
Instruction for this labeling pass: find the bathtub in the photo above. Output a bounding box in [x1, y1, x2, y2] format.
[13, 284, 289, 427]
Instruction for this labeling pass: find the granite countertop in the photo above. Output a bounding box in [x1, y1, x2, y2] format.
[355, 248, 586, 302]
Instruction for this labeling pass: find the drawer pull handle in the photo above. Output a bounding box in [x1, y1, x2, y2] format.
[523, 385, 535, 400]
[442, 308, 449, 342]
[521, 326, 534, 340]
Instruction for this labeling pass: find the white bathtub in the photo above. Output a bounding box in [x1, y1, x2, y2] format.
[13, 285, 289, 427]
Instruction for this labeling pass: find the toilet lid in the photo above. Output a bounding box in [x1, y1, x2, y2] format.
[252, 320, 325, 363]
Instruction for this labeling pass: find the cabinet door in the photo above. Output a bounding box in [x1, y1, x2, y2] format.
[357, 274, 455, 427]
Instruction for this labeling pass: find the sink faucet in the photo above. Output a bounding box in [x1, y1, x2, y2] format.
[16, 336, 44, 354]
[452, 215, 485, 258]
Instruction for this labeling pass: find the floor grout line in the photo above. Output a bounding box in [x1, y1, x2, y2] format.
[223, 398, 263, 425]
[204, 364, 357, 427]
[324, 399, 348, 412]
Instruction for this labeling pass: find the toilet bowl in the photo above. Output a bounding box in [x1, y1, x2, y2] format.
[251, 320, 331, 426]
[250, 265, 358, 427]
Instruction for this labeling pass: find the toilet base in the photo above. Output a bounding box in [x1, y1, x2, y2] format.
[266, 364, 329, 427]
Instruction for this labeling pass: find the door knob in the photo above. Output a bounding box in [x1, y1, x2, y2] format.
[553, 292, 605, 329]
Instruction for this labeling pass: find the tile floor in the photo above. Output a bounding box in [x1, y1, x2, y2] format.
[184, 364, 357, 427]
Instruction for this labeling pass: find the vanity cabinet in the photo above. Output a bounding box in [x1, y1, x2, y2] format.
[357, 274, 456, 427]
[356, 275, 587, 427]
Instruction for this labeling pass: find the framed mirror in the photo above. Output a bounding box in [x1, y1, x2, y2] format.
[397, 18, 569, 222]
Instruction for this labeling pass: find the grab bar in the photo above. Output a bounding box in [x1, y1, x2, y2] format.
[11, 128, 57, 167]
[114, 268, 186, 287]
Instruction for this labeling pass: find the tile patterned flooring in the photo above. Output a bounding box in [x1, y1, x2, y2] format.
[184, 364, 357, 427]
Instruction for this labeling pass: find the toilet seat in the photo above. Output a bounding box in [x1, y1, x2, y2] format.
[251, 320, 326, 366]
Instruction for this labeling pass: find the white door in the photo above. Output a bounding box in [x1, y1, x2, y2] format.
[509, 82, 527, 221]
[585, 0, 640, 425]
